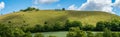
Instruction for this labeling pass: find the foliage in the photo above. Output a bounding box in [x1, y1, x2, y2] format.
[23, 32, 32, 37]
[20, 7, 39, 12]
[95, 19, 120, 31]
[67, 27, 86, 37]
[34, 33, 44, 37]
[62, 8, 65, 11]
[82, 24, 94, 31]
[103, 28, 112, 37]
[65, 20, 82, 30]
[0, 24, 25, 37]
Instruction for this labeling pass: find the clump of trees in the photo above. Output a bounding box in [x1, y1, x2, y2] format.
[95, 19, 120, 31]
[67, 27, 86, 37]
[20, 7, 39, 12]
[54, 8, 65, 11]
[66, 27, 120, 37]
[0, 24, 25, 37]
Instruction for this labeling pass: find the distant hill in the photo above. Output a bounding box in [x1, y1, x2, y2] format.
[0, 10, 119, 27]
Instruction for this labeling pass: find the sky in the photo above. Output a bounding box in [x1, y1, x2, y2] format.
[0, 0, 120, 16]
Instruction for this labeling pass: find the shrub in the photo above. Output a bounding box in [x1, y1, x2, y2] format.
[103, 28, 112, 37]
[20, 7, 39, 12]
[67, 27, 86, 37]
[82, 24, 94, 31]
[23, 32, 32, 37]
[62, 8, 65, 11]
[65, 20, 82, 30]
[34, 33, 44, 37]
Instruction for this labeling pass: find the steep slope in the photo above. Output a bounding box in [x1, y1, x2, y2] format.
[0, 10, 119, 27]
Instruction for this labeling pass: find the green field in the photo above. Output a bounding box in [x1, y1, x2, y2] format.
[0, 10, 119, 27]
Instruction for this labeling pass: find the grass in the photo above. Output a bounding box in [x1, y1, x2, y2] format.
[0, 10, 119, 27]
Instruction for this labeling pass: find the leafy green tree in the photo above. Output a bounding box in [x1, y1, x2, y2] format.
[67, 32, 76, 37]
[0, 24, 25, 37]
[103, 28, 112, 37]
[23, 32, 32, 37]
[34, 33, 44, 37]
[67, 27, 86, 37]
[34, 24, 43, 32]
[65, 20, 82, 30]
[20, 7, 39, 12]
[96, 21, 105, 31]
[82, 24, 94, 31]
[62, 8, 65, 11]
[54, 21, 64, 31]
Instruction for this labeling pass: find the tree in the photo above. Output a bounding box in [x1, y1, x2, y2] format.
[23, 32, 32, 37]
[54, 21, 64, 31]
[67, 27, 86, 37]
[0, 24, 25, 37]
[82, 24, 94, 31]
[20, 7, 39, 12]
[96, 21, 105, 31]
[103, 28, 112, 37]
[67, 32, 76, 37]
[62, 8, 65, 11]
[65, 20, 82, 30]
[34, 24, 43, 32]
[34, 33, 44, 37]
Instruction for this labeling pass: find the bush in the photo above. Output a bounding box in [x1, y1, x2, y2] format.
[54, 21, 64, 31]
[103, 28, 112, 37]
[34, 24, 43, 32]
[65, 20, 82, 30]
[0, 24, 25, 37]
[62, 8, 65, 11]
[82, 24, 94, 31]
[96, 21, 105, 31]
[67, 27, 86, 37]
[20, 7, 39, 12]
[34, 33, 44, 37]
[23, 32, 32, 37]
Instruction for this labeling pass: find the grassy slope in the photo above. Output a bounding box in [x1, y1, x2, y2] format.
[0, 10, 119, 27]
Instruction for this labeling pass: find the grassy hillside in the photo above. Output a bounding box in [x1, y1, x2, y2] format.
[0, 10, 119, 27]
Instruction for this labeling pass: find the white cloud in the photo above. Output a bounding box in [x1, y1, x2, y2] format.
[34, 0, 59, 4]
[67, 0, 115, 14]
[0, 2, 5, 11]
[113, 0, 120, 8]
[68, 4, 77, 10]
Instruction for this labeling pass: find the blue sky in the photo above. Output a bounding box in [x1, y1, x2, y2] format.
[0, 0, 120, 16]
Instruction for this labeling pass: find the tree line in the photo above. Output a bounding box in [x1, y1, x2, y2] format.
[0, 19, 120, 37]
